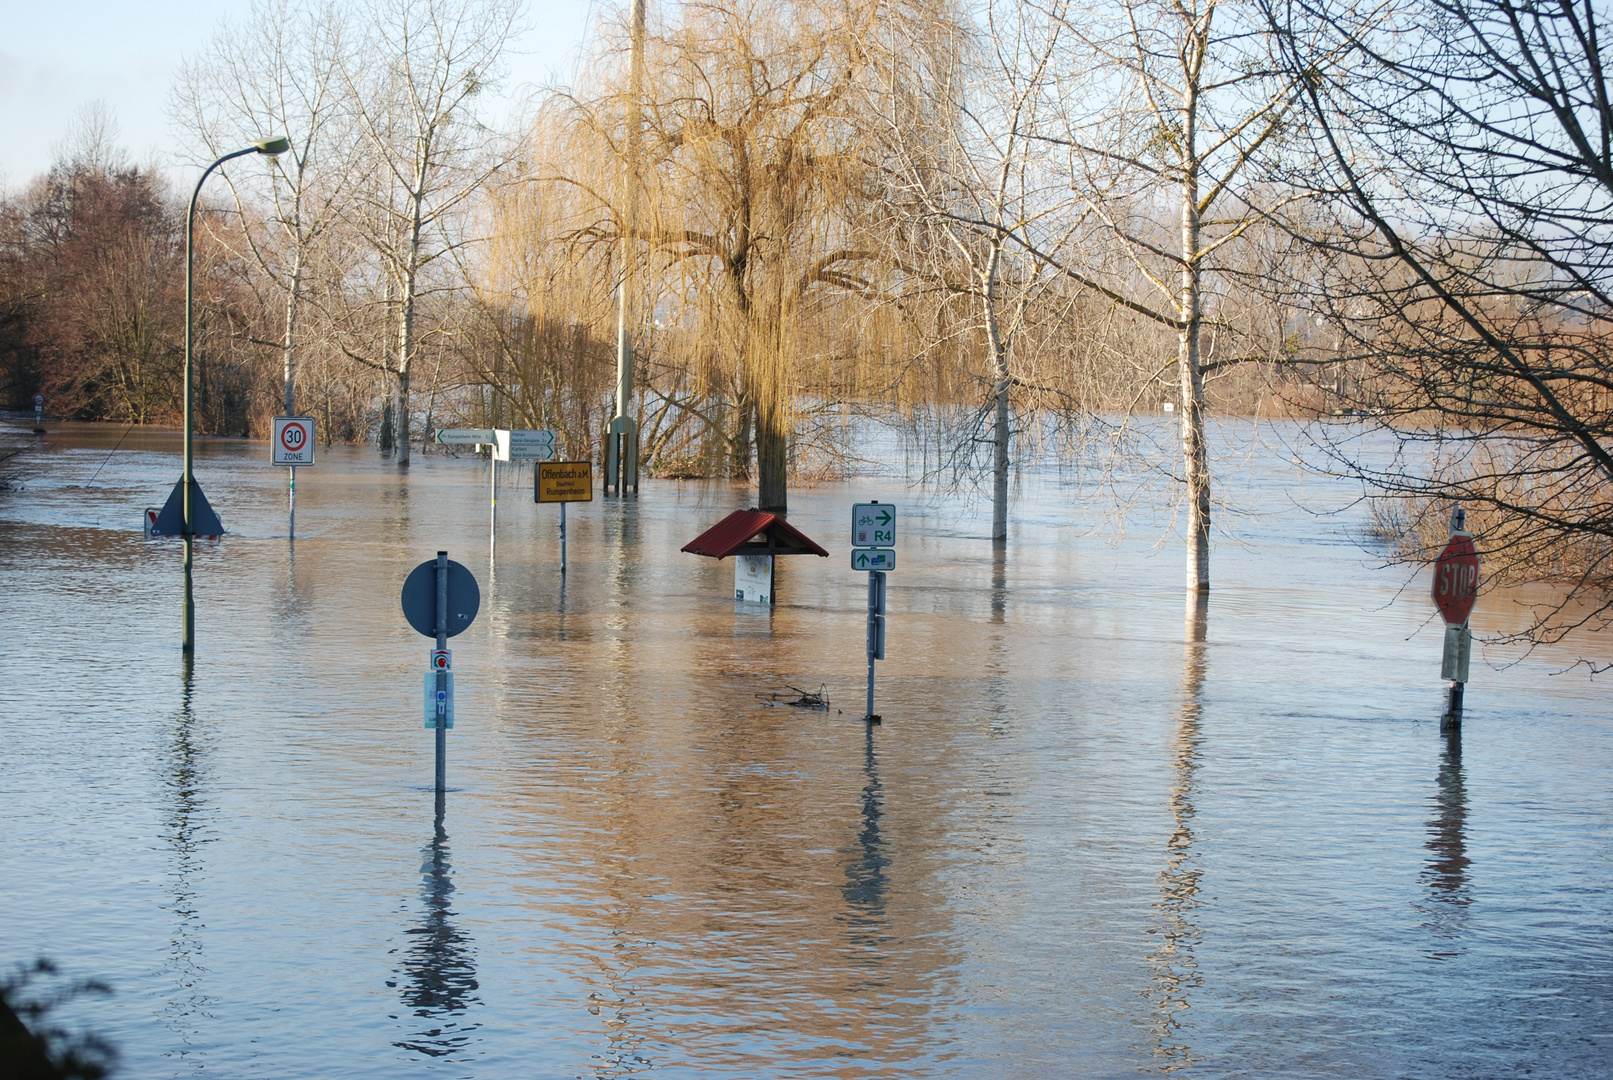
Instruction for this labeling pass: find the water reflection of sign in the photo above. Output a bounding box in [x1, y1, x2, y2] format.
[735, 554, 772, 604]
[852, 503, 896, 547]
[535, 461, 592, 502]
[272, 416, 316, 465]
[851, 548, 895, 571]
[493, 429, 556, 461]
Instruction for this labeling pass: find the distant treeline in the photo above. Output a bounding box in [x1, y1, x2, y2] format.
[2, 0, 1610, 628]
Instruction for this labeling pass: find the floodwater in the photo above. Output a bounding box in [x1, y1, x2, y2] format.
[3, 417, 1610, 1079]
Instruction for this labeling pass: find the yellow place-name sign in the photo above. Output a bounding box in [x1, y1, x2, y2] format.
[536, 461, 593, 503]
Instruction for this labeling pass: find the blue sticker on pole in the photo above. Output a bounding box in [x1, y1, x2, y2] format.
[851, 548, 895, 571]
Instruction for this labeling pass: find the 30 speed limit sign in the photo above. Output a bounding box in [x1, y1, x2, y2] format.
[272, 416, 316, 465]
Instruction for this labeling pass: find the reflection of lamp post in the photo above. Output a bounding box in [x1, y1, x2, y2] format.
[183, 137, 290, 656]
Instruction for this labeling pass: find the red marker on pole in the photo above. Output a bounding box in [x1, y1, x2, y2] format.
[1432, 507, 1479, 731]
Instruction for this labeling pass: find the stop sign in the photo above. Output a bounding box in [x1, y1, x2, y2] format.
[1432, 532, 1479, 626]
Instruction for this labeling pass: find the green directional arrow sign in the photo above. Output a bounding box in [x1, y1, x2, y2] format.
[851, 548, 896, 571]
[852, 503, 897, 547]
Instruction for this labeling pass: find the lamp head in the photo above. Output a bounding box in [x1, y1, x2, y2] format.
[253, 136, 292, 156]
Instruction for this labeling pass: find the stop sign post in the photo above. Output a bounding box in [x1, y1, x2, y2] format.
[1432, 507, 1479, 731]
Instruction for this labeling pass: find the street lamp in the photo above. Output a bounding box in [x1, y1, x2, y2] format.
[182, 136, 290, 656]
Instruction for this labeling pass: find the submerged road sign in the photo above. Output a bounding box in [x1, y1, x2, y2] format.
[493, 429, 556, 461]
[272, 416, 316, 465]
[1432, 532, 1479, 626]
[852, 503, 896, 547]
[433, 428, 496, 446]
[401, 559, 481, 638]
[536, 461, 592, 502]
[852, 548, 896, 571]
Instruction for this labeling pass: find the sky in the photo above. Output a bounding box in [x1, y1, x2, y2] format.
[0, 0, 600, 190]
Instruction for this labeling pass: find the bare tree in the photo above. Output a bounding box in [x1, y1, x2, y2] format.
[343, 0, 519, 467]
[172, 0, 354, 420]
[1267, 0, 1613, 652]
[876, 0, 1076, 542]
[1047, 0, 1319, 593]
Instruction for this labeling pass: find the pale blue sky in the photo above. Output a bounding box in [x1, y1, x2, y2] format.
[0, 0, 599, 190]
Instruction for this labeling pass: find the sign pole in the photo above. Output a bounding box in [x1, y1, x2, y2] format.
[288, 465, 296, 540]
[1432, 505, 1479, 733]
[864, 570, 885, 724]
[560, 500, 568, 573]
[434, 551, 448, 794]
[489, 457, 497, 555]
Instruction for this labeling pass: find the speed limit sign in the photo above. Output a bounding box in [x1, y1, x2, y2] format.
[272, 416, 316, 465]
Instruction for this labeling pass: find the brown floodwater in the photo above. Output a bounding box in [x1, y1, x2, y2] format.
[3, 417, 1610, 1078]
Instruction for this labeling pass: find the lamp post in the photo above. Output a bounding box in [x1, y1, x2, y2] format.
[183, 137, 290, 656]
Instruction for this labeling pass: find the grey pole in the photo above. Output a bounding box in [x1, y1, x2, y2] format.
[489, 456, 497, 555]
[435, 550, 448, 794]
[560, 500, 568, 573]
[864, 570, 884, 724]
[288, 465, 296, 540]
[182, 137, 288, 655]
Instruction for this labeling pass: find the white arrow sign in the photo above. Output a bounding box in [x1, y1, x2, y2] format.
[851, 548, 896, 571]
[852, 503, 896, 547]
[434, 428, 496, 445]
[493, 429, 557, 461]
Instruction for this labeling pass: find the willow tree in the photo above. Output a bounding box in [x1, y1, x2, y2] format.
[537, 0, 886, 512]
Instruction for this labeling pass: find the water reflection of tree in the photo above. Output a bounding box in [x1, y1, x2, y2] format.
[162, 668, 214, 1059]
[393, 810, 481, 1057]
[1146, 597, 1207, 1071]
[1419, 731, 1471, 955]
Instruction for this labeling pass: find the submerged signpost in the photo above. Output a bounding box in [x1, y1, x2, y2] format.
[271, 417, 315, 539]
[401, 553, 480, 796]
[1432, 507, 1480, 732]
[535, 461, 592, 572]
[852, 502, 896, 724]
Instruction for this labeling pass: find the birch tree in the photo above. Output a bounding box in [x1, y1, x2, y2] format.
[1049, 0, 1315, 593]
[878, 0, 1075, 542]
[343, 0, 518, 467]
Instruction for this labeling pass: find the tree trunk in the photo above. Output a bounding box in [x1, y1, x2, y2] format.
[283, 248, 303, 415]
[1179, 95, 1210, 594]
[756, 391, 788, 513]
[984, 243, 1009, 543]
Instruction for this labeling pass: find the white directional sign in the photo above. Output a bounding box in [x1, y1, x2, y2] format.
[272, 416, 316, 465]
[852, 503, 896, 547]
[434, 428, 496, 445]
[493, 429, 556, 461]
[851, 548, 896, 571]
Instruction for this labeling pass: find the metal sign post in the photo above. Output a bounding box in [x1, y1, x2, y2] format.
[490, 430, 557, 554]
[536, 461, 592, 573]
[851, 501, 897, 724]
[272, 417, 315, 540]
[1432, 506, 1480, 732]
[401, 554, 481, 796]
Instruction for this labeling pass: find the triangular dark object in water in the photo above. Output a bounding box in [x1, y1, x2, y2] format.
[151, 478, 224, 537]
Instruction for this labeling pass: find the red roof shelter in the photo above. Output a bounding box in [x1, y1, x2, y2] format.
[681, 509, 829, 560]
